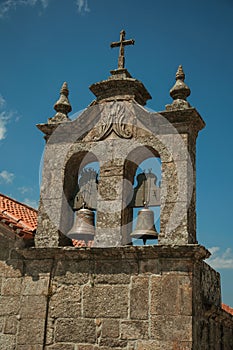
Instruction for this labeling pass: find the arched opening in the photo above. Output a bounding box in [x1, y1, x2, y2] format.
[124, 146, 161, 246]
[63, 151, 98, 208]
[63, 152, 99, 245]
[131, 157, 161, 245]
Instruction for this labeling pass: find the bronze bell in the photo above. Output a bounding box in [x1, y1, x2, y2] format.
[130, 207, 158, 244]
[67, 208, 95, 242]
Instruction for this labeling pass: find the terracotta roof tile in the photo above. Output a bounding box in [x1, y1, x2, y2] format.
[0, 193, 38, 241]
[222, 303, 233, 316]
[0, 193, 37, 232]
[72, 239, 94, 248]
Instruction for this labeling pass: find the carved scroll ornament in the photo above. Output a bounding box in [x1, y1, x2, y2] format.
[94, 102, 134, 141]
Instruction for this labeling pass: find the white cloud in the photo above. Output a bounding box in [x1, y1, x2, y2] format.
[209, 246, 220, 255]
[0, 111, 14, 139]
[0, 95, 6, 108]
[0, 111, 13, 140]
[0, 0, 50, 18]
[0, 94, 19, 139]
[76, 0, 90, 13]
[18, 186, 33, 195]
[0, 0, 90, 17]
[0, 170, 14, 184]
[0, 116, 7, 140]
[208, 247, 233, 269]
[23, 198, 38, 209]
[41, 0, 49, 8]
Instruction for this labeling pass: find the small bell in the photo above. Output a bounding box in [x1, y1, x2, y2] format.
[67, 207, 95, 243]
[130, 205, 158, 245]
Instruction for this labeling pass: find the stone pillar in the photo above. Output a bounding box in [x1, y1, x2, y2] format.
[95, 139, 135, 247]
[158, 108, 204, 244]
[35, 82, 73, 248]
[157, 65, 205, 244]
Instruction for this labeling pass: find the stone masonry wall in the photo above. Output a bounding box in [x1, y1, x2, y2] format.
[0, 241, 233, 350]
[193, 261, 233, 350]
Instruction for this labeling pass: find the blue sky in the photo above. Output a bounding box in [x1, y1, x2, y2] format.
[0, 0, 232, 305]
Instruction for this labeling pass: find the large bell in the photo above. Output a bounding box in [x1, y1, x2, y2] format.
[130, 207, 158, 244]
[67, 208, 95, 242]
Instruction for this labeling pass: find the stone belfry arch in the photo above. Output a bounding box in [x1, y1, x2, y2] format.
[35, 31, 205, 248]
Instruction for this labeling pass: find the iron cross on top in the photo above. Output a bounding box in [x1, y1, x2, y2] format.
[110, 30, 135, 69]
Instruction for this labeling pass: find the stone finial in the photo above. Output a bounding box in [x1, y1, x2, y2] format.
[48, 82, 72, 124]
[166, 65, 191, 110]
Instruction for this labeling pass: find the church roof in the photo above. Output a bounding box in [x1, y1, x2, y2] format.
[222, 303, 233, 316]
[0, 193, 37, 238]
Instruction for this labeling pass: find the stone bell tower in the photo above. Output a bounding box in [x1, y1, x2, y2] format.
[32, 31, 233, 349]
[35, 30, 204, 248]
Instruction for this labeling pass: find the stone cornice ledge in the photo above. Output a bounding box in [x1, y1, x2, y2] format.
[15, 244, 210, 261]
[159, 108, 205, 132]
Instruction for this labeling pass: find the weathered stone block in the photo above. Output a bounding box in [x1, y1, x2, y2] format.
[98, 175, 123, 200]
[0, 235, 10, 261]
[136, 340, 160, 350]
[200, 262, 221, 308]
[161, 161, 178, 204]
[25, 259, 52, 277]
[45, 345, 74, 350]
[17, 318, 45, 345]
[172, 133, 189, 162]
[0, 317, 4, 332]
[49, 284, 81, 318]
[102, 318, 120, 338]
[100, 163, 125, 177]
[3, 316, 17, 334]
[170, 342, 192, 350]
[0, 334, 16, 350]
[120, 320, 148, 340]
[0, 296, 20, 316]
[95, 347, 126, 350]
[159, 201, 191, 245]
[130, 277, 149, 319]
[139, 259, 159, 274]
[54, 259, 93, 285]
[136, 340, 192, 350]
[55, 318, 96, 343]
[99, 338, 128, 347]
[150, 315, 192, 341]
[96, 211, 122, 229]
[45, 318, 55, 346]
[20, 296, 47, 319]
[0, 259, 23, 278]
[161, 160, 191, 204]
[150, 274, 192, 316]
[222, 325, 233, 350]
[208, 319, 221, 350]
[75, 345, 94, 350]
[83, 285, 128, 318]
[22, 276, 50, 295]
[17, 346, 44, 350]
[159, 259, 192, 273]
[127, 340, 136, 350]
[94, 259, 137, 284]
[1, 277, 22, 295]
